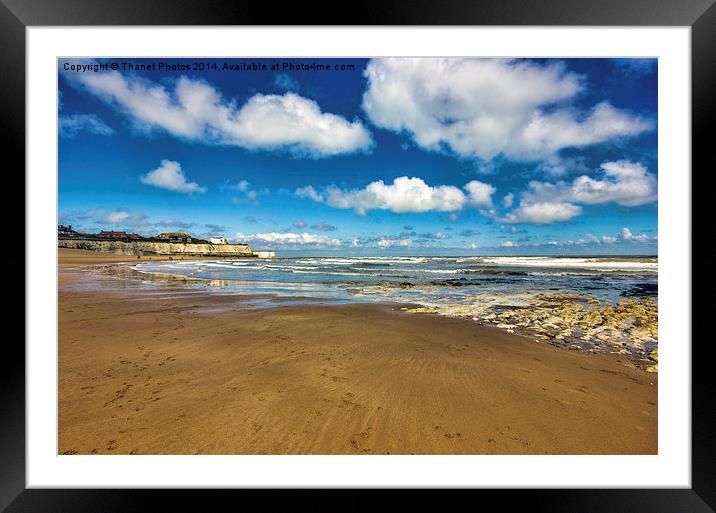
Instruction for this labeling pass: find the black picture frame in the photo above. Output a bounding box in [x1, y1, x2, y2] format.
[2, 0, 713, 511]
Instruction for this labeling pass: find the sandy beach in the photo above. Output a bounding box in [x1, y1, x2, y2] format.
[58, 249, 657, 455]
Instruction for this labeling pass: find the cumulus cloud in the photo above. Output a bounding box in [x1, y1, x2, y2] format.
[235, 231, 341, 247]
[362, 58, 653, 161]
[501, 241, 515, 247]
[620, 227, 652, 242]
[525, 161, 657, 207]
[140, 160, 207, 194]
[501, 201, 583, 225]
[59, 113, 115, 138]
[575, 161, 658, 206]
[63, 66, 372, 157]
[464, 180, 495, 208]
[501, 160, 657, 225]
[296, 176, 495, 215]
[295, 185, 324, 203]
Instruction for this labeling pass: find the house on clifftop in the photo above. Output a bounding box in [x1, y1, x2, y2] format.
[58, 224, 80, 238]
[157, 232, 193, 243]
[97, 230, 142, 240]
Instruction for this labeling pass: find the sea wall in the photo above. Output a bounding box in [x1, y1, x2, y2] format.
[59, 239, 254, 256]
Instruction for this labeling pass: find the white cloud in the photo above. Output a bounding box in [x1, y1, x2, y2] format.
[602, 235, 617, 244]
[295, 185, 324, 203]
[140, 160, 207, 194]
[65, 67, 372, 157]
[501, 201, 583, 225]
[620, 227, 652, 242]
[362, 58, 653, 161]
[226, 180, 250, 192]
[503, 193, 514, 208]
[235, 232, 341, 247]
[59, 114, 115, 138]
[537, 155, 589, 177]
[225, 180, 259, 205]
[296, 176, 495, 216]
[100, 210, 148, 225]
[104, 211, 129, 223]
[500, 160, 656, 225]
[528, 161, 658, 207]
[464, 180, 495, 208]
[501, 241, 515, 247]
[292, 220, 307, 228]
[377, 238, 412, 248]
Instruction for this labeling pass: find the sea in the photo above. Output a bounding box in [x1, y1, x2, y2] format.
[130, 255, 658, 358]
[132, 255, 655, 306]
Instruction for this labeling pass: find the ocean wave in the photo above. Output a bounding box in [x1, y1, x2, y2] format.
[478, 256, 657, 271]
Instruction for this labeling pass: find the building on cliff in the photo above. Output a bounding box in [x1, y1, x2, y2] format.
[210, 236, 228, 244]
[97, 230, 142, 240]
[157, 232, 193, 243]
[58, 224, 80, 238]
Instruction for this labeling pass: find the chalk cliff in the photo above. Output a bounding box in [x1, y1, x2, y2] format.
[59, 239, 254, 256]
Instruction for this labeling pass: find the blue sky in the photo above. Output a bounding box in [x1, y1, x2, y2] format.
[58, 58, 657, 255]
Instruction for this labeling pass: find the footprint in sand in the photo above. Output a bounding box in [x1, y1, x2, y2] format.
[496, 425, 530, 447]
[348, 428, 375, 453]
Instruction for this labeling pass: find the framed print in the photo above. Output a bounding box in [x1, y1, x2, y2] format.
[2, 0, 715, 511]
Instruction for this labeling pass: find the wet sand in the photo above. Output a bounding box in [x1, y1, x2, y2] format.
[58, 249, 657, 455]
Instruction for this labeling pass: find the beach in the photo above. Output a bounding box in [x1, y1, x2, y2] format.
[58, 249, 657, 455]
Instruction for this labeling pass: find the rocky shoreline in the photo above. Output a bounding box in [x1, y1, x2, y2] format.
[404, 292, 658, 372]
